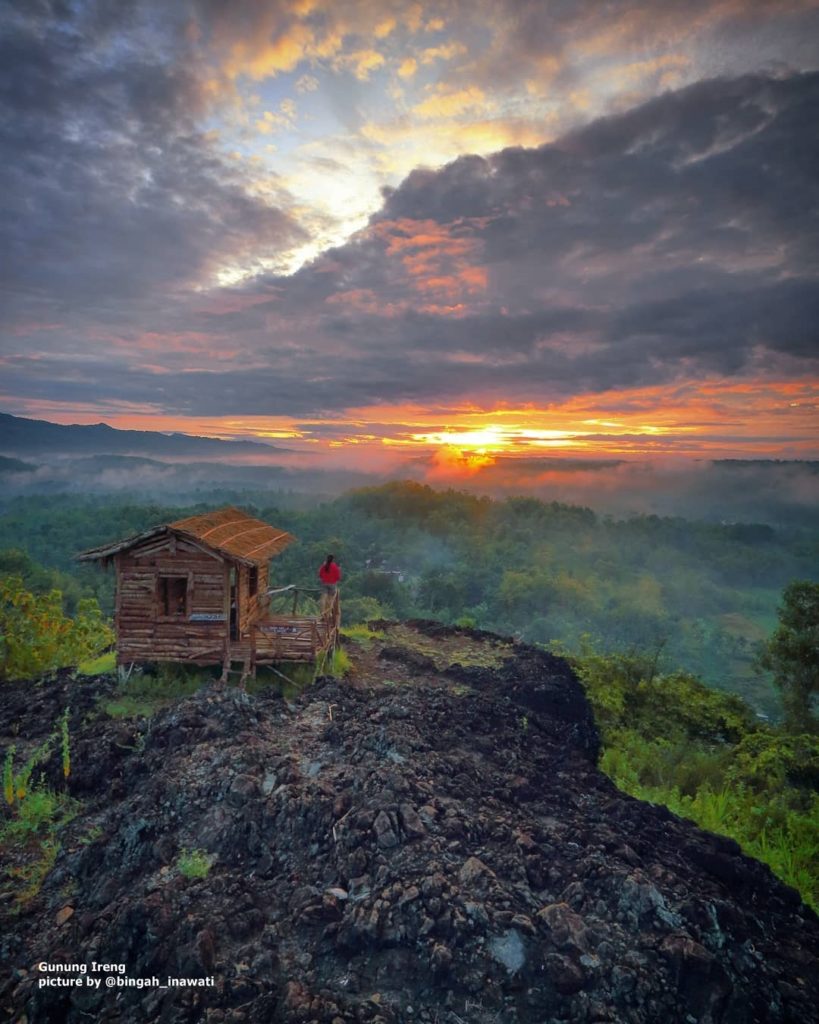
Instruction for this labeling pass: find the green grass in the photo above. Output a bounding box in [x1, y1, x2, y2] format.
[327, 647, 352, 678]
[0, 787, 78, 841]
[244, 662, 315, 701]
[0, 782, 80, 909]
[615, 775, 819, 910]
[576, 647, 819, 912]
[101, 664, 212, 718]
[5, 838, 59, 907]
[100, 648, 354, 716]
[380, 623, 513, 671]
[312, 644, 352, 680]
[341, 624, 387, 648]
[77, 651, 116, 675]
[79, 824, 103, 846]
[177, 848, 214, 879]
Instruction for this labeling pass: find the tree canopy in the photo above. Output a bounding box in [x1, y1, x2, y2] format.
[758, 580, 819, 732]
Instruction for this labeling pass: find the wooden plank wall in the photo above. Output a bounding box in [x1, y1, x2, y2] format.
[115, 534, 228, 664]
[112, 532, 307, 669]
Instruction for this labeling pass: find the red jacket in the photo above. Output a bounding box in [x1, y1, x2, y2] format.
[319, 561, 341, 584]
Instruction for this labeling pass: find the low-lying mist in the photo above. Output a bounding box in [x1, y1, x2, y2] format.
[2, 450, 815, 527]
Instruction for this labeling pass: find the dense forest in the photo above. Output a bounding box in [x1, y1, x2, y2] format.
[1, 482, 816, 716]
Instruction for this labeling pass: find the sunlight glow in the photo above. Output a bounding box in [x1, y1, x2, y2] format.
[16, 377, 817, 476]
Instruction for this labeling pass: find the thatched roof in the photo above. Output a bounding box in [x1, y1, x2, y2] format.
[77, 506, 295, 566]
[168, 507, 294, 563]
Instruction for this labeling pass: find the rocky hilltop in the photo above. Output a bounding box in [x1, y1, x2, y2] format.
[1, 622, 817, 1024]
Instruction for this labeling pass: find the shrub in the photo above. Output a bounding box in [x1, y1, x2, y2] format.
[177, 848, 214, 879]
[0, 739, 80, 908]
[0, 576, 113, 681]
[574, 643, 819, 911]
[342, 596, 388, 625]
[327, 647, 351, 678]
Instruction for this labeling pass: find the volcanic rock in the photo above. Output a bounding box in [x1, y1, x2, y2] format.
[0, 621, 817, 1023]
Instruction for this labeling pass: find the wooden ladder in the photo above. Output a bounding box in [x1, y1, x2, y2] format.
[220, 655, 252, 686]
[221, 633, 256, 687]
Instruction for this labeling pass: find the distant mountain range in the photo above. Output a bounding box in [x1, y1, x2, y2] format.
[0, 413, 290, 457]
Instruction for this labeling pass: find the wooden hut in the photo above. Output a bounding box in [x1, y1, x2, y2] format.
[77, 507, 339, 680]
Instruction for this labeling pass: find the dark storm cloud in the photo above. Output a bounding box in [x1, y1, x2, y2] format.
[2, 5, 818, 422]
[239, 71, 817, 414]
[0, 0, 303, 325]
[464, 0, 819, 99]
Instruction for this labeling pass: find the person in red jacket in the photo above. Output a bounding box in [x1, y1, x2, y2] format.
[318, 554, 341, 610]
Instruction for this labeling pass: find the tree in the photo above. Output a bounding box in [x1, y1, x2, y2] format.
[0, 576, 114, 681]
[758, 581, 819, 732]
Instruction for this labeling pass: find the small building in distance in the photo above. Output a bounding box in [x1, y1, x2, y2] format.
[77, 506, 339, 680]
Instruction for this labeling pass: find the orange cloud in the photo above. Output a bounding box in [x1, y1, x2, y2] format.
[428, 446, 496, 477]
[345, 377, 819, 460]
[419, 42, 466, 65]
[374, 17, 396, 39]
[370, 217, 489, 303]
[325, 288, 408, 317]
[256, 98, 297, 133]
[17, 376, 815, 474]
[334, 48, 386, 80]
[397, 57, 417, 79]
[223, 23, 315, 80]
[413, 85, 487, 119]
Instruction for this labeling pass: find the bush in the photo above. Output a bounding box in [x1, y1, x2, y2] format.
[342, 596, 388, 625]
[327, 647, 351, 678]
[573, 643, 819, 911]
[177, 848, 214, 879]
[0, 576, 113, 681]
[0, 738, 79, 907]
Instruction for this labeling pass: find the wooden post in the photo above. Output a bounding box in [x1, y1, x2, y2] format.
[220, 636, 230, 684]
[222, 561, 231, 678]
[113, 555, 121, 620]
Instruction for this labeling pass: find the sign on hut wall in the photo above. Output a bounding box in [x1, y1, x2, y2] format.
[189, 612, 226, 622]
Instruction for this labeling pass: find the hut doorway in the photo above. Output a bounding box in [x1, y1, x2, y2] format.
[229, 567, 238, 641]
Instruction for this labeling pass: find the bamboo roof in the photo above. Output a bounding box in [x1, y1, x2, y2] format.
[77, 506, 295, 566]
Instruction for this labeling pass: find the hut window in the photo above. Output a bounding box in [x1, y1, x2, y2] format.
[248, 567, 258, 597]
[160, 576, 188, 617]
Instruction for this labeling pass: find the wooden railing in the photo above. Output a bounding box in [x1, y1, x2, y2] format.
[241, 587, 340, 663]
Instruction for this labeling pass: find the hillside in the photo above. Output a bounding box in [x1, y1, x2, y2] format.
[0, 413, 290, 458]
[1, 623, 817, 1024]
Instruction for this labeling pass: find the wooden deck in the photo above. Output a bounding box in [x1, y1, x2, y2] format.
[225, 591, 340, 677]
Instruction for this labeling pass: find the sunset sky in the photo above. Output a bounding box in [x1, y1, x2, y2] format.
[1, 0, 818, 479]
